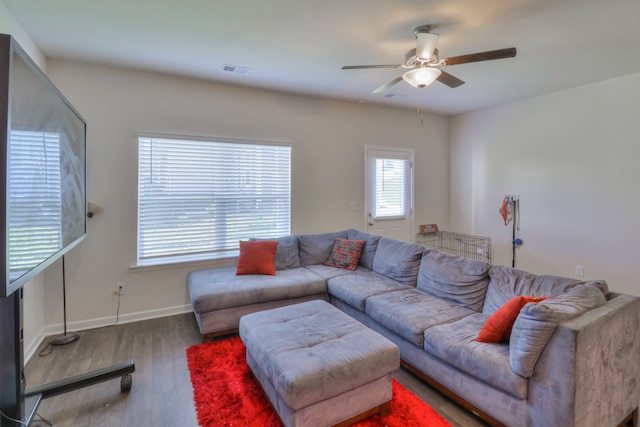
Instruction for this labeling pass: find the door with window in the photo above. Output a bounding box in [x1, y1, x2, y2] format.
[364, 146, 414, 242]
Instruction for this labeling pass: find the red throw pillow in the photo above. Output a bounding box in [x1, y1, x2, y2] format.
[323, 238, 366, 270]
[236, 240, 279, 276]
[477, 296, 548, 343]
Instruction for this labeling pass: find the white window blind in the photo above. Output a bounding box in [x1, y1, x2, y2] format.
[8, 130, 62, 278]
[137, 136, 291, 265]
[373, 158, 407, 218]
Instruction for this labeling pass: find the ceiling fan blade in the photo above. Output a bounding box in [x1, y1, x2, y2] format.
[443, 47, 517, 66]
[372, 76, 403, 93]
[342, 65, 402, 70]
[416, 32, 439, 60]
[436, 70, 465, 88]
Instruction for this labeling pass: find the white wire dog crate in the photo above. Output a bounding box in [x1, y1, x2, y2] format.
[417, 231, 493, 264]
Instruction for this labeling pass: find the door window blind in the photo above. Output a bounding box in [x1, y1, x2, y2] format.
[137, 136, 291, 265]
[373, 157, 407, 218]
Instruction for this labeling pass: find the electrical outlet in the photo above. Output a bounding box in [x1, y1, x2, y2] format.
[575, 265, 584, 277]
[113, 282, 126, 296]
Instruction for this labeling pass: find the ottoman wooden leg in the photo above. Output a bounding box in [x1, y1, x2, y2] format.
[332, 400, 393, 427]
[378, 401, 392, 417]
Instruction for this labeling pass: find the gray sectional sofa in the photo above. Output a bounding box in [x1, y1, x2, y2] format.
[187, 229, 640, 427]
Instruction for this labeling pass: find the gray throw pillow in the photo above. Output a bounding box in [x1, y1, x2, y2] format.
[509, 283, 607, 377]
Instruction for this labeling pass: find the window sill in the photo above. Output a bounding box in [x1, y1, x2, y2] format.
[130, 252, 238, 272]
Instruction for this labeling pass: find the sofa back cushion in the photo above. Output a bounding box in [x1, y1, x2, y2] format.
[346, 229, 381, 270]
[249, 235, 300, 270]
[509, 283, 607, 377]
[417, 250, 491, 312]
[372, 237, 424, 286]
[298, 231, 348, 265]
[483, 266, 593, 316]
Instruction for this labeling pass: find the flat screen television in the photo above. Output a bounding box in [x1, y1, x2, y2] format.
[0, 34, 87, 297]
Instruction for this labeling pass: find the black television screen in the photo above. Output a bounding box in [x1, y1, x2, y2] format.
[1, 34, 87, 297]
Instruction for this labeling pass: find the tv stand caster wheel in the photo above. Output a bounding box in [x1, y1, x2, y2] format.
[121, 374, 132, 392]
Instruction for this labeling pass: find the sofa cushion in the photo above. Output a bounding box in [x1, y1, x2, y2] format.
[298, 231, 348, 265]
[327, 271, 409, 312]
[510, 283, 608, 378]
[236, 240, 278, 275]
[346, 229, 381, 270]
[417, 250, 491, 312]
[372, 237, 424, 286]
[477, 296, 547, 343]
[423, 313, 528, 400]
[304, 264, 365, 281]
[188, 266, 327, 314]
[250, 235, 300, 270]
[323, 238, 365, 270]
[366, 288, 475, 347]
[483, 266, 591, 316]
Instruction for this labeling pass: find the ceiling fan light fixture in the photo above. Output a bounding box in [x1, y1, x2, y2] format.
[402, 67, 442, 88]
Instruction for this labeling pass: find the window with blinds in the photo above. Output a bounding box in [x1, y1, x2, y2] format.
[8, 130, 62, 277]
[373, 158, 407, 218]
[137, 136, 291, 265]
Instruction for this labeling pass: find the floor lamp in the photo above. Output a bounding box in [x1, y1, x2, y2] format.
[50, 255, 79, 346]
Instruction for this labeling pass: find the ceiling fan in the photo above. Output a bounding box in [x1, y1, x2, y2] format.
[342, 25, 517, 93]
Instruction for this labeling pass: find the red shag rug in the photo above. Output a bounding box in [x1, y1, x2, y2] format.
[186, 336, 453, 427]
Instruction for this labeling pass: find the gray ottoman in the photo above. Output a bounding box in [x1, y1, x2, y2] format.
[239, 300, 400, 427]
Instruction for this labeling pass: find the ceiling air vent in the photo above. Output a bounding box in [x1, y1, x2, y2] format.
[222, 64, 251, 75]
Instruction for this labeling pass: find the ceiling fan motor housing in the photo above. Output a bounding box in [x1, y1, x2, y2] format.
[405, 48, 440, 67]
[341, 24, 517, 93]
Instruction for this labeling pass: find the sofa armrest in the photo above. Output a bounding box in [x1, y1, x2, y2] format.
[528, 294, 640, 427]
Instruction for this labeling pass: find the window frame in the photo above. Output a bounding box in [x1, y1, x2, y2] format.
[136, 133, 292, 267]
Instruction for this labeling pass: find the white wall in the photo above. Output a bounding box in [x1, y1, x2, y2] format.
[0, 3, 45, 69]
[41, 60, 450, 331]
[450, 72, 640, 296]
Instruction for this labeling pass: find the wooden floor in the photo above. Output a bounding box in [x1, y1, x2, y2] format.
[25, 313, 489, 427]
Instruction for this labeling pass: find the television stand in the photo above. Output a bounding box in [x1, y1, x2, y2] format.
[20, 361, 135, 425]
[26, 360, 135, 399]
[0, 291, 134, 427]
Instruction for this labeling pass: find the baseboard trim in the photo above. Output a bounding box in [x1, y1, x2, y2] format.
[25, 304, 193, 363]
[24, 328, 46, 364]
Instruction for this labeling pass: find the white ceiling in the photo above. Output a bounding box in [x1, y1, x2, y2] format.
[3, 0, 640, 115]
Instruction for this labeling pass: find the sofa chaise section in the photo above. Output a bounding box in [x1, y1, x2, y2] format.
[187, 230, 364, 339]
[188, 266, 329, 338]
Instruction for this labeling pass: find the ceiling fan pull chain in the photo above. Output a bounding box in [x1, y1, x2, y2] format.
[418, 89, 425, 125]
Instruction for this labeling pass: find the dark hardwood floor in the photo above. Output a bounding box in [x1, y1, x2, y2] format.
[25, 313, 488, 427]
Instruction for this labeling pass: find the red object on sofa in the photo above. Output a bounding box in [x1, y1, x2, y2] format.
[236, 240, 279, 276]
[477, 296, 547, 343]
